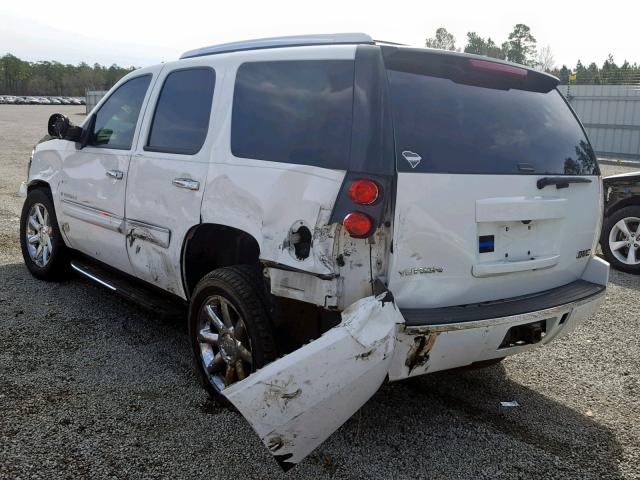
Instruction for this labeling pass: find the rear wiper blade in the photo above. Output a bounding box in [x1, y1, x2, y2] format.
[537, 177, 593, 190]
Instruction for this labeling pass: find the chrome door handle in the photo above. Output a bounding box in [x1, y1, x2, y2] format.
[172, 178, 200, 191]
[106, 169, 124, 180]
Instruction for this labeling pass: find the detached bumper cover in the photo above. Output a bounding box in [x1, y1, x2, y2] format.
[223, 293, 403, 471]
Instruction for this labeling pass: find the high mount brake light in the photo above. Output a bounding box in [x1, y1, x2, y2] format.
[468, 59, 527, 78]
[343, 212, 374, 238]
[348, 179, 379, 205]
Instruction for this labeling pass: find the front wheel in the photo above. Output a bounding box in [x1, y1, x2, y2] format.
[188, 266, 278, 401]
[20, 188, 69, 280]
[601, 205, 640, 274]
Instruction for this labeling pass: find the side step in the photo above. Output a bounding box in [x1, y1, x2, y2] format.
[70, 258, 187, 318]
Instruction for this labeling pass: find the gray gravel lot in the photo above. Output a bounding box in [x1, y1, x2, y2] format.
[1, 105, 639, 479]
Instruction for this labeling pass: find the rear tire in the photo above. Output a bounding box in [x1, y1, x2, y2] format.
[188, 265, 278, 402]
[601, 205, 640, 274]
[20, 188, 70, 280]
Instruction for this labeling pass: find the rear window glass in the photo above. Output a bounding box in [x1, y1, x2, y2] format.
[231, 60, 354, 169]
[385, 54, 598, 175]
[146, 68, 215, 154]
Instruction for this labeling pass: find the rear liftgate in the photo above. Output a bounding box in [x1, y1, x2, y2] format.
[222, 292, 404, 471]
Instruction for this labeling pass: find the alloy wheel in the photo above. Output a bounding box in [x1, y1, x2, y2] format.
[609, 216, 640, 265]
[197, 295, 253, 391]
[25, 203, 53, 268]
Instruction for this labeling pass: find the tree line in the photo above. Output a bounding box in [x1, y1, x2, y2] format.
[425, 24, 640, 85]
[2, 26, 639, 95]
[0, 54, 135, 96]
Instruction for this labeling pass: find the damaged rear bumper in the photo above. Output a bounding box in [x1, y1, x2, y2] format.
[223, 257, 608, 471]
[390, 257, 609, 380]
[390, 281, 605, 380]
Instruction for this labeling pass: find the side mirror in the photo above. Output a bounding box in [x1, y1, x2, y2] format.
[47, 113, 86, 144]
[47, 113, 70, 138]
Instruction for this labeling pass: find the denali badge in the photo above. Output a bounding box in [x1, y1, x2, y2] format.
[402, 151, 422, 169]
[399, 266, 443, 277]
[576, 249, 591, 259]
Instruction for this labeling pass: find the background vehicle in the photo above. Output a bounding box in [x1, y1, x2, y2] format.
[19, 33, 609, 469]
[601, 171, 640, 273]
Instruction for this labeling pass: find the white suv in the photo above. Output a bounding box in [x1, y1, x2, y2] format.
[19, 33, 609, 470]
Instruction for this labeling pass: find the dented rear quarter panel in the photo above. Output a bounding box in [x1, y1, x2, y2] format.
[198, 46, 377, 292]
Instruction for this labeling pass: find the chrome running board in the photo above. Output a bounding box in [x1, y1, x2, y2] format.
[70, 258, 186, 318]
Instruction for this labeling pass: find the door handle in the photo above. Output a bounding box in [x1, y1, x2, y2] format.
[106, 169, 124, 180]
[172, 178, 200, 191]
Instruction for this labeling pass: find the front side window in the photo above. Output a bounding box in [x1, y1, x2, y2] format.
[231, 60, 354, 169]
[146, 68, 216, 154]
[90, 75, 151, 150]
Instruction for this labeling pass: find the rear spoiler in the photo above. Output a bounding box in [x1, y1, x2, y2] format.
[381, 46, 559, 93]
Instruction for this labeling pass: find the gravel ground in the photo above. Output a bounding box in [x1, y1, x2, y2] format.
[1, 105, 639, 479]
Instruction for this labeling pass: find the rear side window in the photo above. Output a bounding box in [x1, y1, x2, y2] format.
[384, 49, 598, 175]
[146, 68, 215, 154]
[90, 75, 151, 150]
[231, 60, 354, 169]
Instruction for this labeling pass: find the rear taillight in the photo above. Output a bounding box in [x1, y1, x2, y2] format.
[343, 212, 374, 238]
[348, 179, 379, 205]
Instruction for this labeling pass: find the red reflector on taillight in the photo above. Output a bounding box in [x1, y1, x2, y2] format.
[468, 59, 527, 77]
[348, 179, 379, 205]
[343, 212, 374, 238]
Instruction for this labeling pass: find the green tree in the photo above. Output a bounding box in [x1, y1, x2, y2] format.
[586, 62, 601, 84]
[554, 65, 571, 84]
[0, 54, 31, 94]
[0, 53, 136, 96]
[502, 24, 537, 66]
[464, 32, 504, 59]
[425, 28, 457, 51]
[601, 54, 623, 84]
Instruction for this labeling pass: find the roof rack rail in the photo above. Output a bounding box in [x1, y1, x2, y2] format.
[180, 33, 375, 59]
[372, 39, 407, 46]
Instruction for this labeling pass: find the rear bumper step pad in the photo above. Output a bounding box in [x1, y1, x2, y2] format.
[401, 280, 605, 326]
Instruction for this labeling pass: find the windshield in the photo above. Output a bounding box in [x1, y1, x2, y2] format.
[384, 50, 599, 176]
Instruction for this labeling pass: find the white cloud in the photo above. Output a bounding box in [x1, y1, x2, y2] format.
[1, 0, 638, 67]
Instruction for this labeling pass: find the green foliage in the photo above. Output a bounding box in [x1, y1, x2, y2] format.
[550, 55, 640, 85]
[456, 23, 640, 84]
[425, 28, 457, 51]
[502, 24, 537, 66]
[464, 32, 505, 59]
[0, 54, 136, 96]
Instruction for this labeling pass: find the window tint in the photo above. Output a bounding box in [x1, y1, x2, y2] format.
[385, 55, 598, 175]
[90, 75, 151, 149]
[231, 60, 354, 169]
[146, 68, 215, 154]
